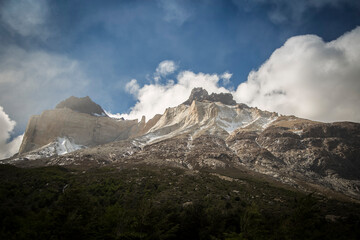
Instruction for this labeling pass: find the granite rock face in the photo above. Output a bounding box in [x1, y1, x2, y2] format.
[55, 96, 107, 116]
[183, 88, 236, 105]
[18, 108, 142, 154]
[18, 95, 164, 155]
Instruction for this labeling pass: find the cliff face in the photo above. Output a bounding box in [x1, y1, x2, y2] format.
[19, 105, 143, 154]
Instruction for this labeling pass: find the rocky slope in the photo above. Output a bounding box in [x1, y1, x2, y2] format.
[227, 117, 360, 198]
[4, 88, 360, 200]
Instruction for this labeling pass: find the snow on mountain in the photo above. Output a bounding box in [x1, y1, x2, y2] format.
[138, 100, 278, 144]
[4, 88, 360, 200]
[22, 137, 84, 160]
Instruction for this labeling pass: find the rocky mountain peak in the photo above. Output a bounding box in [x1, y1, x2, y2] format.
[55, 96, 107, 116]
[183, 88, 209, 104]
[6, 88, 360, 201]
[183, 87, 236, 105]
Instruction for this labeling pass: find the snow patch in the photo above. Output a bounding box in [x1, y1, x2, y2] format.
[92, 112, 107, 117]
[293, 130, 303, 136]
[104, 110, 125, 120]
[262, 116, 278, 129]
[216, 104, 248, 133]
[55, 137, 84, 155]
[24, 137, 85, 160]
[144, 133, 165, 144]
[217, 118, 244, 133]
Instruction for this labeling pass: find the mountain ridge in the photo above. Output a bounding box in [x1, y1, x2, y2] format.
[183, 87, 237, 106]
[3, 88, 360, 200]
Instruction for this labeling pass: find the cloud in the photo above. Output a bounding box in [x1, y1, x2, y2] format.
[0, 0, 49, 38]
[125, 79, 140, 96]
[154, 60, 178, 82]
[119, 26, 360, 123]
[221, 72, 232, 85]
[234, 26, 360, 122]
[0, 45, 89, 132]
[119, 70, 229, 120]
[0, 106, 23, 159]
[157, 0, 192, 25]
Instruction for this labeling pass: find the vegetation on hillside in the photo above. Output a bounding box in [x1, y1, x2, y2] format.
[0, 164, 359, 240]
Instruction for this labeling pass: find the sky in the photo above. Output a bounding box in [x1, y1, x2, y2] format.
[0, 0, 360, 158]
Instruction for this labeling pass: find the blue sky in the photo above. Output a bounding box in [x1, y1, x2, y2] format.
[0, 0, 360, 158]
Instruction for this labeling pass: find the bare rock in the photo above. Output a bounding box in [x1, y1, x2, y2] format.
[56, 96, 107, 116]
[183, 87, 236, 105]
[19, 108, 142, 154]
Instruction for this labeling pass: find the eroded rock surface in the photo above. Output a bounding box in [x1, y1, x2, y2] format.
[226, 118, 360, 199]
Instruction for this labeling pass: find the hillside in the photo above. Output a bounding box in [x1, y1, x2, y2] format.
[1, 164, 359, 240]
[1, 88, 360, 239]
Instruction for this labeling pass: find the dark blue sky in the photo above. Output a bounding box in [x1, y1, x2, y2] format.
[51, 0, 360, 109]
[0, 0, 360, 135]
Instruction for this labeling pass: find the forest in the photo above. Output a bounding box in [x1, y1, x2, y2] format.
[1, 164, 359, 240]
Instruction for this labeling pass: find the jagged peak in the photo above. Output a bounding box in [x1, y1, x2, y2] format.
[55, 96, 107, 116]
[183, 87, 236, 106]
[183, 88, 209, 105]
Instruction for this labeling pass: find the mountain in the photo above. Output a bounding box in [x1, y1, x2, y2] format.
[18, 106, 140, 154]
[182, 87, 236, 105]
[3, 88, 360, 200]
[55, 96, 107, 116]
[2, 88, 360, 239]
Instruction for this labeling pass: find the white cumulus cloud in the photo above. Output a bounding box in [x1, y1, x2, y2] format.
[234, 26, 360, 122]
[118, 26, 360, 124]
[0, 106, 23, 159]
[125, 79, 140, 96]
[119, 70, 229, 120]
[154, 60, 178, 82]
[221, 72, 233, 85]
